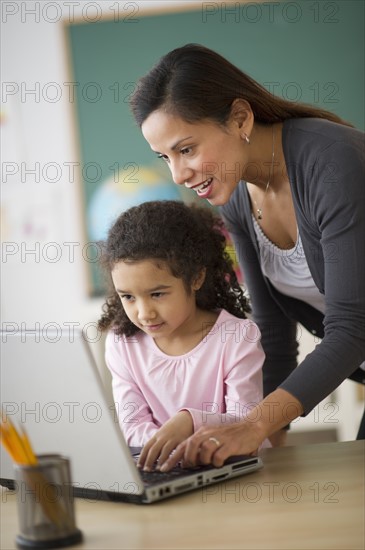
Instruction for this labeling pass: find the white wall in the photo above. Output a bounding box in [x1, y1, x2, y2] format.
[1, 0, 363, 441]
[293, 327, 363, 442]
[1, 1, 194, 321]
[1, 1, 198, 360]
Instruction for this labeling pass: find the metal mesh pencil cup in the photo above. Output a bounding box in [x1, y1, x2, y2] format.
[14, 454, 83, 549]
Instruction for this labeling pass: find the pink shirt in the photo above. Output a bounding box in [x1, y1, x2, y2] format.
[105, 309, 269, 447]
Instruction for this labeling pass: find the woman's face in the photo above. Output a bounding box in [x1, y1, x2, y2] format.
[141, 110, 245, 206]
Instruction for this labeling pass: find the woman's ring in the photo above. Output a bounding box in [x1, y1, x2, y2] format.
[208, 437, 220, 447]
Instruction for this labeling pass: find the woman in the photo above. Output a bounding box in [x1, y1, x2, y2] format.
[129, 43, 365, 470]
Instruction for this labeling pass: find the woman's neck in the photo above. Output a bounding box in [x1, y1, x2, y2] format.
[244, 122, 287, 192]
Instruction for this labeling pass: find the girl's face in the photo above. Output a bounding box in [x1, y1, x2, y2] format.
[141, 110, 245, 206]
[111, 259, 203, 347]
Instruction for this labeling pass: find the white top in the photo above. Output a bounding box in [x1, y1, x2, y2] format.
[253, 218, 365, 371]
[252, 217, 325, 313]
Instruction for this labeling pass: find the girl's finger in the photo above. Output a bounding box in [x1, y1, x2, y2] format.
[143, 442, 163, 471]
[159, 442, 186, 472]
[156, 442, 177, 469]
[137, 439, 154, 469]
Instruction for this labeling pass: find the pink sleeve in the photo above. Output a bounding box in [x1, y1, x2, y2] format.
[180, 320, 271, 447]
[105, 331, 160, 446]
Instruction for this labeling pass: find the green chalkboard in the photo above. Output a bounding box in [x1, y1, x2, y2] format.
[64, 1, 364, 296]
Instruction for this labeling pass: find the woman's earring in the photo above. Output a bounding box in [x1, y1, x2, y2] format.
[242, 133, 250, 144]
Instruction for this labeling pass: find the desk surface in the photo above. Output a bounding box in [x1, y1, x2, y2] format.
[1, 440, 364, 550]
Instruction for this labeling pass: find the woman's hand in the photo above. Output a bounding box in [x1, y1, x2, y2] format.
[159, 389, 303, 471]
[137, 410, 194, 471]
[269, 429, 288, 447]
[159, 419, 263, 472]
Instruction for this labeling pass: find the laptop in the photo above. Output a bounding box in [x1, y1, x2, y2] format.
[0, 329, 263, 504]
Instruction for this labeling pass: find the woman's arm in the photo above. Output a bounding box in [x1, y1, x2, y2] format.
[159, 388, 303, 471]
[280, 135, 365, 412]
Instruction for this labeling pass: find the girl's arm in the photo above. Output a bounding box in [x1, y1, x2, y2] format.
[105, 332, 161, 446]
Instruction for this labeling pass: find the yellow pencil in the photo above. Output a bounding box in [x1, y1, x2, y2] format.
[20, 426, 38, 465]
[2, 415, 29, 464]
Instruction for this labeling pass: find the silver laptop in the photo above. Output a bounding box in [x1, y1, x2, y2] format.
[0, 329, 263, 503]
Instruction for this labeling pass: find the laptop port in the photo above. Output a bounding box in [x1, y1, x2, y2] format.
[211, 473, 229, 481]
[231, 459, 257, 471]
[158, 487, 171, 497]
[174, 483, 194, 493]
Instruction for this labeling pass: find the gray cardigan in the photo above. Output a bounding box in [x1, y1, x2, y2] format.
[221, 118, 365, 414]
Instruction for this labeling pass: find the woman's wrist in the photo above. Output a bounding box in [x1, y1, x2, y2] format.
[245, 388, 304, 442]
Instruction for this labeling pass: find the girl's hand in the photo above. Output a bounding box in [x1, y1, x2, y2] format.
[137, 411, 194, 471]
[159, 420, 263, 472]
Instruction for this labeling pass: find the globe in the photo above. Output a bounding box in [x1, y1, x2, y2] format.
[87, 166, 181, 241]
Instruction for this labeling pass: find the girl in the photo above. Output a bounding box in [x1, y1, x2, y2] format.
[129, 44, 365, 471]
[98, 200, 268, 471]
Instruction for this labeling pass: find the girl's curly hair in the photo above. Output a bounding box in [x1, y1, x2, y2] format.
[98, 200, 250, 336]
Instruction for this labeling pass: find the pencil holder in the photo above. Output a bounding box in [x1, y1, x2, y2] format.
[14, 454, 83, 549]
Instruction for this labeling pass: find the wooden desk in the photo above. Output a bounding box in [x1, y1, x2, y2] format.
[1, 441, 364, 550]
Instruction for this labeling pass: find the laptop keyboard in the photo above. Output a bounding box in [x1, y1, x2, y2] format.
[130, 448, 196, 486]
[129, 447, 255, 488]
